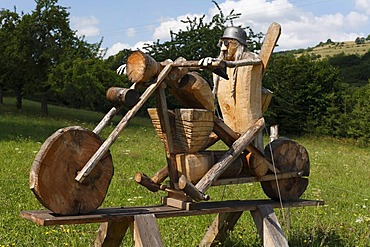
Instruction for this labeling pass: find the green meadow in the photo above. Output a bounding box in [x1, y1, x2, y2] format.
[0, 97, 369, 246]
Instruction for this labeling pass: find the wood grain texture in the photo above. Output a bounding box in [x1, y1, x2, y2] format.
[126, 50, 160, 83]
[30, 126, 113, 215]
[261, 138, 310, 201]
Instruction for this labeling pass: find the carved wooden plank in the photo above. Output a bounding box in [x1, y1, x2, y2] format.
[251, 205, 289, 247]
[199, 212, 243, 247]
[259, 22, 281, 72]
[133, 214, 163, 247]
[93, 221, 131, 247]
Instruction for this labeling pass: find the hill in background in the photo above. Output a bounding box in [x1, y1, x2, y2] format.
[287, 39, 370, 59]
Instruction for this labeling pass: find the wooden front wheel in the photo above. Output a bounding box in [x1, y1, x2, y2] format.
[261, 138, 310, 201]
[30, 126, 114, 215]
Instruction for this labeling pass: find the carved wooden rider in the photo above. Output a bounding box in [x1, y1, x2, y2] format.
[199, 26, 264, 151]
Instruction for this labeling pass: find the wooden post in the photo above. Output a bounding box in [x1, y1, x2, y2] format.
[251, 205, 289, 247]
[93, 221, 131, 247]
[178, 175, 210, 201]
[132, 214, 163, 247]
[106, 87, 140, 107]
[156, 85, 179, 188]
[269, 125, 279, 143]
[199, 212, 243, 247]
[93, 106, 121, 135]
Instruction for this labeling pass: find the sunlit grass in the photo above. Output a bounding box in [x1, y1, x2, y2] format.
[0, 97, 369, 246]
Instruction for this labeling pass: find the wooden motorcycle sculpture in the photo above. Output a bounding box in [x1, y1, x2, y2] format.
[29, 23, 309, 215]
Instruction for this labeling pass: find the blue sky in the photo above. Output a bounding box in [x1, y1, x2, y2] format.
[2, 0, 370, 57]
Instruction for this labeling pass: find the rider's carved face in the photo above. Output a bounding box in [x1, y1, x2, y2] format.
[219, 38, 238, 61]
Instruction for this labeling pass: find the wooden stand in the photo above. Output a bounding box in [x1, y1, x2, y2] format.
[21, 199, 323, 246]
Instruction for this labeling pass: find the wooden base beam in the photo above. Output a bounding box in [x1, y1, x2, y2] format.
[21, 199, 323, 246]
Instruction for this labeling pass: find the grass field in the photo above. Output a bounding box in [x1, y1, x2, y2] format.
[0, 97, 369, 246]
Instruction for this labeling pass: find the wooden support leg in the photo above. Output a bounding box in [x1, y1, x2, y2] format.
[132, 214, 163, 247]
[250, 205, 289, 247]
[199, 211, 243, 247]
[93, 220, 131, 247]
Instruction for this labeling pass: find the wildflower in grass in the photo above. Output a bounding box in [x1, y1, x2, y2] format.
[355, 216, 364, 223]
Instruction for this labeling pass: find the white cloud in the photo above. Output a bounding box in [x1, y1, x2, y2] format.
[206, 0, 370, 50]
[105, 42, 131, 57]
[355, 0, 370, 14]
[105, 40, 152, 58]
[152, 13, 204, 40]
[127, 27, 136, 38]
[71, 16, 100, 37]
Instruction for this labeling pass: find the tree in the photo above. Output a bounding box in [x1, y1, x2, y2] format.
[0, 8, 34, 109]
[24, 0, 77, 115]
[49, 57, 122, 112]
[355, 37, 365, 44]
[347, 82, 370, 144]
[0, 8, 20, 105]
[263, 54, 344, 136]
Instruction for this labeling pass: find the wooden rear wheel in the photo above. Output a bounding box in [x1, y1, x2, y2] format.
[30, 126, 114, 215]
[261, 138, 310, 201]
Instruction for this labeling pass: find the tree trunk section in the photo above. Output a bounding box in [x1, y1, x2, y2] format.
[0, 85, 3, 104]
[30, 126, 114, 215]
[40, 93, 48, 116]
[16, 87, 22, 110]
[261, 138, 310, 201]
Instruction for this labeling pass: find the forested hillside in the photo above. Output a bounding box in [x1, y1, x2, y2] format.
[1, 0, 370, 144]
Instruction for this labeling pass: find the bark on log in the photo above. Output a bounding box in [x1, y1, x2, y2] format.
[167, 72, 215, 111]
[30, 126, 113, 215]
[106, 87, 140, 107]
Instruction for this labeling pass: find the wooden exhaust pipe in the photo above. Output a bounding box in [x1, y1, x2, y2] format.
[106, 87, 140, 107]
